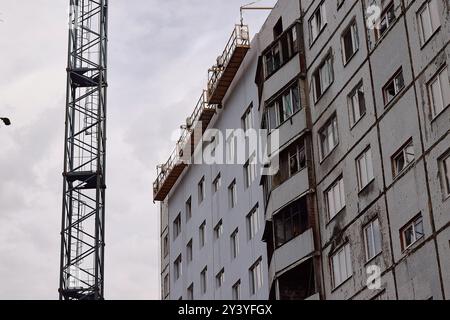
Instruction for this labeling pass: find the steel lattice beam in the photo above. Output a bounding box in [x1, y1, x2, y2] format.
[59, 0, 108, 301]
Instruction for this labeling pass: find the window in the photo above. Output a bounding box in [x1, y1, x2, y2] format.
[249, 258, 263, 295]
[392, 139, 415, 177]
[214, 220, 223, 240]
[273, 18, 283, 39]
[163, 274, 169, 298]
[200, 267, 208, 295]
[174, 255, 182, 280]
[356, 147, 374, 190]
[342, 20, 359, 64]
[441, 153, 450, 197]
[309, 1, 327, 44]
[227, 132, 235, 164]
[264, 25, 299, 77]
[331, 243, 353, 288]
[364, 219, 382, 261]
[401, 215, 424, 250]
[274, 197, 309, 247]
[213, 173, 221, 193]
[198, 177, 205, 204]
[231, 228, 239, 259]
[232, 280, 241, 300]
[228, 180, 237, 209]
[313, 54, 333, 102]
[199, 221, 206, 248]
[263, 83, 300, 130]
[348, 81, 366, 126]
[375, 1, 396, 41]
[187, 284, 194, 300]
[383, 68, 404, 105]
[319, 114, 339, 160]
[242, 104, 254, 132]
[418, 0, 440, 45]
[186, 240, 193, 264]
[271, 138, 306, 188]
[173, 214, 181, 239]
[244, 155, 256, 189]
[185, 197, 192, 221]
[216, 268, 225, 289]
[163, 234, 169, 258]
[289, 144, 306, 177]
[325, 176, 346, 220]
[429, 66, 450, 118]
[247, 205, 260, 240]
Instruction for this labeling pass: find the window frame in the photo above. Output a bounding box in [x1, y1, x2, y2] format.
[400, 214, 425, 251]
[417, 0, 441, 46]
[198, 176, 205, 204]
[228, 179, 237, 209]
[330, 243, 353, 289]
[392, 139, 415, 178]
[231, 228, 239, 259]
[173, 213, 182, 239]
[249, 258, 263, 295]
[341, 18, 359, 65]
[428, 66, 449, 119]
[199, 220, 206, 248]
[383, 68, 405, 106]
[174, 254, 182, 280]
[247, 204, 260, 241]
[363, 218, 382, 262]
[325, 176, 346, 221]
[309, 1, 327, 45]
[313, 53, 334, 103]
[319, 113, 339, 161]
[356, 147, 375, 191]
[348, 81, 366, 128]
[186, 239, 193, 264]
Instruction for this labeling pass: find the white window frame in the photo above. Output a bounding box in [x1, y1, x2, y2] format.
[216, 269, 225, 289]
[348, 81, 366, 127]
[174, 254, 182, 280]
[364, 218, 382, 262]
[228, 180, 237, 209]
[401, 215, 425, 251]
[185, 197, 192, 221]
[383, 68, 405, 105]
[242, 104, 254, 132]
[214, 220, 223, 240]
[249, 258, 263, 295]
[213, 173, 221, 193]
[247, 206, 260, 240]
[319, 114, 339, 160]
[173, 214, 181, 239]
[392, 139, 415, 177]
[357, 147, 375, 191]
[418, 0, 440, 45]
[244, 155, 256, 189]
[428, 66, 450, 118]
[198, 176, 205, 204]
[231, 229, 239, 259]
[200, 267, 207, 295]
[232, 280, 241, 300]
[309, 1, 327, 44]
[313, 54, 334, 102]
[342, 20, 359, 64]
[199, 221, 206, 248]
[326, 176, 346, 220]
[331, 243, 353, 288]
[186, 239, 193, 263]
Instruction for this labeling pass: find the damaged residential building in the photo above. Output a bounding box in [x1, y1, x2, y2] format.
[155, 0, 450, 300]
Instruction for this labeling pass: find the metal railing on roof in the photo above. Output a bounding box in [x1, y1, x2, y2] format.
[153, 91, 213, 198]
[207, 24, 250, 98]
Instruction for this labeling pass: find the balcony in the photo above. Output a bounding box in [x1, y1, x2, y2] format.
[153, 91, 216, 201]
[268, 228, 315, 289]
[207, 25, 250, 105]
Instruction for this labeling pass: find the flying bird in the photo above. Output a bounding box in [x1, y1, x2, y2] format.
[1, 118, 11, 126]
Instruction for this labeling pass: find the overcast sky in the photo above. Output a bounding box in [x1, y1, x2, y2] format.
[0, 0, 275, 300]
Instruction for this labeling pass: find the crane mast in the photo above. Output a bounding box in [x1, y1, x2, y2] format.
[59, 0, 108, 300]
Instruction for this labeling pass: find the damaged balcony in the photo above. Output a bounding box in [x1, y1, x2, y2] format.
[207, 25, 250, 105]
[153, 91, 216, 202]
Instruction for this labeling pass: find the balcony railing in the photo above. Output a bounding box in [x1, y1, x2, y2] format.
[207, 25, 250, 104]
